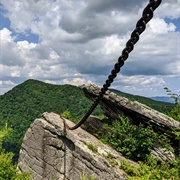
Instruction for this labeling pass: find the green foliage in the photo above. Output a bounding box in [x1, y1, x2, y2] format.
[84, 142, 98, 153]
[61, 110, 74, 121]
[0, 79, 176, 163]
[121, 160, 138, 176]
[164, 87, 180, 122]
[96, 114, 106, 120]
[106, 152, 118, 167]
[0, 128, 30, 180]
[172, 128, 180, 141]
[164, 87, 180, 105]
[98, 117, 155, 161]
[167, 104, 180, 122]
[0, 125, 8, 146]
[96, 116, 170, 161]
[0, 152, 30, 180]
[80, 171, 97, 180]
[0, 79, 103, 162]
[121, 157, 180, 180]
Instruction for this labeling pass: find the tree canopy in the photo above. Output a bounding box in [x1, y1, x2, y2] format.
[0, 79, 175, 162]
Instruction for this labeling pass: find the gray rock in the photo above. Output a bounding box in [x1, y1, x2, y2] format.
[18, 112, 137, 180]
[79, 84, 180, 137]
[81, 115, 104, 132]
[151, 144, 175, 161]
[79, 84, 179, 161]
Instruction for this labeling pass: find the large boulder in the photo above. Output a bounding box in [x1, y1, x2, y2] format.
[79, 84, 180, 137]
[18, 112, 137, 180]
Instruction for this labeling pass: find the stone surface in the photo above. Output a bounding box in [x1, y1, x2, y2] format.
[79, 84, 179, 161]
[151, 144, 175, 161]
[18, 112, 137, 180]
[81, 115, 104, 132]
[79, 84, 180, 137]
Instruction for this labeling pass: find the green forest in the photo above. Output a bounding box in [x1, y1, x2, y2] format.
[0, 79, 103, 162]
[0, 79, 179, 179]
[0, 127, 30, 179]
[0, 79, 175, 161]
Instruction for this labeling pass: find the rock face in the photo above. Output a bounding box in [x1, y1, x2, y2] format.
[18, 112, 135, 180]
[79, 84, 180, 137]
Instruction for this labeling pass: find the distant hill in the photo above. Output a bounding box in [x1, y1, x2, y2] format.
[109, 89, 174, 112]
[0, 79, 174, 162]
[0, 79, 102, 161]
[150, 96, 174, 104]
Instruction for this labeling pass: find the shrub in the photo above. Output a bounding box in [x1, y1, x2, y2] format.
[61, 109, 73, 120]
[121, 156, 180, 180]
[106, 152, 118, 167]
[164, 87, 180, 122]
[99, 117, 156, 161]
[97, 116, 170, 161]
[0, 127, 30, 180]
[168, 105, 180, 122]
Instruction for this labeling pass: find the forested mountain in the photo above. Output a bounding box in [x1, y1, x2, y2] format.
[110, 89, 174, 113]
[0, 79, 102, 161]
[150, 96, 174, 103]
[0, 79, 175, 162]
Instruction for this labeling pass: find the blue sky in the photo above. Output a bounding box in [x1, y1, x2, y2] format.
[0, 0, 179, 97]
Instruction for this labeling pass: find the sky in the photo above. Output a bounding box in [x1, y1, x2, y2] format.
[0, 0, 179, 97]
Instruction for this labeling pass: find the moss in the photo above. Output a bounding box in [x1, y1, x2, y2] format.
[106, 152, 118, 167]
[84, 142, 98, 153]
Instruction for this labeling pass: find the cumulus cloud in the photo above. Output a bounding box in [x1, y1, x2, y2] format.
[149, 18, 176, 34]
[111, 75, 167, 96]
[0, 0, 179, 96]
[0, 28, 24, 66]
[155, 0, 180, 19]
[63, 77, 92, 86]
[0, 80, 17, 95]
[115, 75, 165, 87]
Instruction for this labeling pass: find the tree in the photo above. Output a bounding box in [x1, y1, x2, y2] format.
[164, 87, 180, 122]
[164, 87, 180, 105]
[0, 127, 30, 180]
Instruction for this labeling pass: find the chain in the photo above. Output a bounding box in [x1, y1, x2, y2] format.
[64, 0, 162, 130]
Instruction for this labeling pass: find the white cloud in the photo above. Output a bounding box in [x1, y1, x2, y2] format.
[0, 0, 179, 97]
[63, 78, 92, 86]
[10, 70, 20, 77]
[111, 75, 167, 96]
[44, 80, 57, 84]
[0, 28, 37, 66]
[149, 18, 176, 34]
[0, 28, 14, 43]
[116, 75, 165, 87]
[156, 0, 180, 19]
[0, 80, 17, 95]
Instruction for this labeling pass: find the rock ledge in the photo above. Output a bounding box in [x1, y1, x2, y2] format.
[18, 112, 135, 180]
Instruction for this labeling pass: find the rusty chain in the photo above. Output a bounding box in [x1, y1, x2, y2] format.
[63, 0, 162, 130]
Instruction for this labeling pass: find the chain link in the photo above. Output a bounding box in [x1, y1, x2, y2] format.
[65, 0, 162, 130]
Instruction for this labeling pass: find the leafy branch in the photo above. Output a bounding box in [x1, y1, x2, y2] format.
[164, 87, 180, 105]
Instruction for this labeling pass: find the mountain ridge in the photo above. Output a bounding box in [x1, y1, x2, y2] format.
[109, 88, 174, 104]
[150, 96, 174, 103]
[0, 79, 174, 162]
